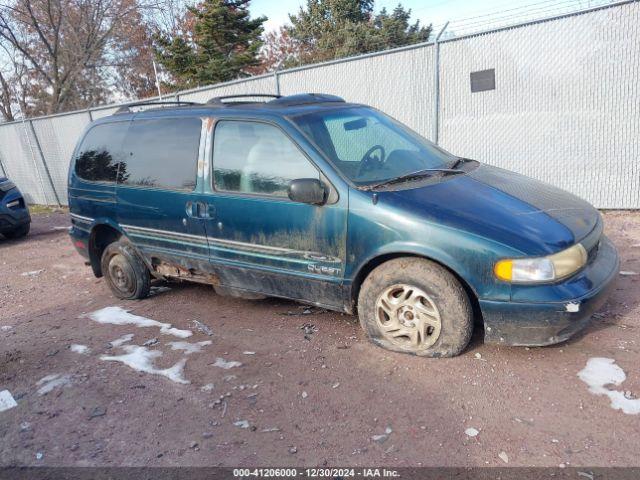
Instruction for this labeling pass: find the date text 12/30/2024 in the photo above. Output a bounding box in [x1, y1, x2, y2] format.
[233, 468, 400, 478]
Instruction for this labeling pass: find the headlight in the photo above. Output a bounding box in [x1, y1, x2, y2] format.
[495, 244, 588, 283]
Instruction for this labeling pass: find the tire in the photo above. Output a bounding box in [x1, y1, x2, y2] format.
[101, 240, 150, 300]
[3, 223, 30, 239]
[357, 257, 473, 357]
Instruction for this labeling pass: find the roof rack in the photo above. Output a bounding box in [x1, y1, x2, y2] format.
[206, 94, 281, 106]
[268, 93, 345, 107]
[114, 100, 201, 114]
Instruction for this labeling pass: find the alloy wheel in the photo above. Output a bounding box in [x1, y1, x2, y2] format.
[375, 284, 442, 349]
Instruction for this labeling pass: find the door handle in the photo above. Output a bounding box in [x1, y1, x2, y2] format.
[186, 201, 214, 219]
[195, 201, 215, 219]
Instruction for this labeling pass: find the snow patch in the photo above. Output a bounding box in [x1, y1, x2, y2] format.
[110, 333, 134, 347]
[21, 269, 44, 277]
[578, 357, 640, 415]
[465, 427, 479, 437]
[36, 374, 72, 395]
[212, 357, 242, 369]
[620, 271, 638, 276]
[70, 344, 90, 355]
[167, 340, 212, 355]
[0, 390, 18, 412]
[100, 345, 189, 384]
[88, 306, 192, 338]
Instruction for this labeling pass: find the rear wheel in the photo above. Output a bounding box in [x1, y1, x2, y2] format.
[3, 223, 30, 239]
[357, 257, 473, 357]
[101, 240, 150, 300]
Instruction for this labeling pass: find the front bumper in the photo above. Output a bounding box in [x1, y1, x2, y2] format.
[0, 210, 31, 233]
[480, 235, 619, 346]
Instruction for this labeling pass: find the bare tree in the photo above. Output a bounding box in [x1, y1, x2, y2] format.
[0, 0, 167, 118]
[250, 26, 308, 75]
[0, 69, 14, 120]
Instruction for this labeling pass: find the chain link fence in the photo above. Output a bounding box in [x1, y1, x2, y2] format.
[0, 0, 637, 208]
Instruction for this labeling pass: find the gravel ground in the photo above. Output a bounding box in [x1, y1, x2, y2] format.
[0, 210, 638, 467]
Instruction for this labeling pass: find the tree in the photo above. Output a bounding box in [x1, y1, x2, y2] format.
[0, 42, 27, 121]
[154, 0, 266, 90]
[374, 5, 431, 49]
[285, 0, 431, 65]
[253, 26, 307, 73]
[0, 0, 162, 119]
[110, 5, 159, 99]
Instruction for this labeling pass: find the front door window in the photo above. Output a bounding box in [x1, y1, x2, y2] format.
[212, 120, 319, 197]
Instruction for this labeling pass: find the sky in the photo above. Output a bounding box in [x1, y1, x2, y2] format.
[250, 0, 611, 36]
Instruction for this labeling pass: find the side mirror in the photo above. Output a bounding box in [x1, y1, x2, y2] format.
[288, 178, 327, 205]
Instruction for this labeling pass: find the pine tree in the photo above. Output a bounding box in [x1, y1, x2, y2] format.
[154, 0, 266, 89]
[287, 0, 431, 65]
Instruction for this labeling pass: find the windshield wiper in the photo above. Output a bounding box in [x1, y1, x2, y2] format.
[449, 157, 467, 170]
[362, 168, 465, 191]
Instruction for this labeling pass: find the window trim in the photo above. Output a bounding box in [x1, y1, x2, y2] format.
[116, 116, 203, 193]
[210, 117, 328, 202]
[73, 120, 131, 186]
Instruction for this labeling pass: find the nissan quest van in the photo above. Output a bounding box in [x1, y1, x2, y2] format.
[68, 93, 619, 357]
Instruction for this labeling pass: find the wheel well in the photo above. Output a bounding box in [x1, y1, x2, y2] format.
[89, 224, 122, 277]
[350, 253, 482, 322]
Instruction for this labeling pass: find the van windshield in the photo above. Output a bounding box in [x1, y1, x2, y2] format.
[291, 107, 457, 187]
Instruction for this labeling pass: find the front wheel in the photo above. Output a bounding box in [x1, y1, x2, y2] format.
[101, 240, 150, 300]
[357, 257, 473, 357]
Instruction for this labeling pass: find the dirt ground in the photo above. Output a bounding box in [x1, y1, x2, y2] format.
[0, 210, 639, 468]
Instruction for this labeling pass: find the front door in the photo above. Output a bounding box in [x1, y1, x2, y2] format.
[202, 119, 347, 308]
[116, 116, 209, 269]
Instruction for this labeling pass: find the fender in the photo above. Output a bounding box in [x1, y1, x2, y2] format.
[86, 219, 154, 277]
[347, 233, 513, 305]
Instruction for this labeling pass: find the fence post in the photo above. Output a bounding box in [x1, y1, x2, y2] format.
[16, 108, 50, 205]
[274, 70, 281, 96]
[28, 120, 61, 207]
[432, 22, 449, 145]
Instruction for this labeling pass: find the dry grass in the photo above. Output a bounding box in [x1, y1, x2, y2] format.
[28, 204, 68, 215]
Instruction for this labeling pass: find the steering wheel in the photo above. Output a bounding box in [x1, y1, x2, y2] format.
[357, 145, 386, 178]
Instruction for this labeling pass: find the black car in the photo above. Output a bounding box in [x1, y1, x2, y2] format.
[0, 177, 31, 239]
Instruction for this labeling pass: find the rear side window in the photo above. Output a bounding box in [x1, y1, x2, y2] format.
[213, 120, 318, 197]
[74, 122, 129, 183]
[118, 117, 201, 191]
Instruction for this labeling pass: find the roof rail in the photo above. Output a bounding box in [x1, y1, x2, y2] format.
[206, 94, 281, 105]
[114, 100, 201, 114]
[268, 93, 345, 107]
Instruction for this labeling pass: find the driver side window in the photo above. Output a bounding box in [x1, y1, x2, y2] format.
[213, 120, 319, 197]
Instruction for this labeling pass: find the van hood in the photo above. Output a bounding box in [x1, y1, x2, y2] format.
[383, 163, 599, 256]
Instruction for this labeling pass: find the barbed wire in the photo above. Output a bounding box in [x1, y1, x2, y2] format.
[447, 0, 611, 30]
